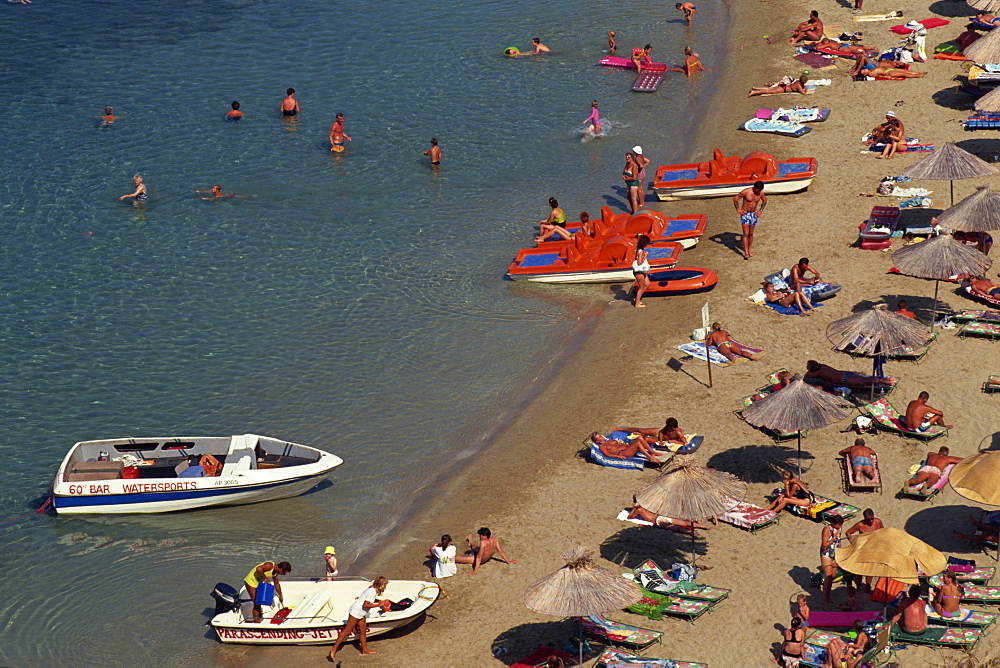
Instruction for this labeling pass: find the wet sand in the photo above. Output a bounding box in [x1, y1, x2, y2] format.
[245, 0, 1000, 665]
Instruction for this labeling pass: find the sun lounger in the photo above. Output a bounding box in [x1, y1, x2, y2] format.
[929, 567, 998, 586]
[578, 615, 663, 652]
[898, 460, 955, 501]
[807, 610, 883, 627]
[923, 603, 998, 628]
[952, 309, 1000, 324]
[596, 647, 708, 668]
[926, 581, 1000, 606]
[890, 623, 982, 650]
[625, 584, 715, 622]
[631, 559, 730, 605]
[588, 441, 645, 471]
[717, 498, 780, 533]
[864, 397, 950, 441]
[512, 645, 572, 668]
[959, 321, 1000, 340]
[803, 627, 892, 667]
[984, 374, 1000, 393]
[971, 17, 999, 30]
[805, 374, 896, 397]
[840, 451, 881, 494]
[767, 490, 860, 522]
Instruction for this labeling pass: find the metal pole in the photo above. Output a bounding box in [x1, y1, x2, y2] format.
[950, 180, 955, 208]
[930, 280, 940, 333]
[797, 432, 803, 478]
[707, 346, 713, 388]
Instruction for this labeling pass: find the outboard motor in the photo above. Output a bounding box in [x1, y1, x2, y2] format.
[211, 582, 241, 616]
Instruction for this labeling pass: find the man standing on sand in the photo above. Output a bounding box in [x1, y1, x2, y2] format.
[905, 391, 952, 431]
[455, 527, 517, 575]
[734, 181, 766, 260]
[280, 88, 299, 116]
[329, 113, 352, 152]
[845, 509, 883, 592]
[676, 2, 696, 26]
[423, 137, 441, 165]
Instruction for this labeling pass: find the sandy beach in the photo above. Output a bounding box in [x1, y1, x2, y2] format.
[238, 0, 1000, 665]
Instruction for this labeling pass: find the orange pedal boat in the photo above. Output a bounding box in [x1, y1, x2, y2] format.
[537, 207, 708, 250]
[652, 149, 818, 201]
[507, 235, 683, 283]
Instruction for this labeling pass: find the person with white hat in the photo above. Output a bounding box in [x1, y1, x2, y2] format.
[902, 20, 927, 61]
[869, 111, 906, 159]
[324, 546, 339, 580]
[629, 146, 650, 214]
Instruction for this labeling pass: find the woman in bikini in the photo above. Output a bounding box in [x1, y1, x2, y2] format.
[535, 197, 573, 242]
[748, 73, 809, 97]
[678, 46, 708, 78]
[765, 471, 814, 513]
[631, 234, 651, 308]
[621, 152, 641, 214]
[627, 502, 711, 533]
[820, 516, 845, 607]
[932, 572, 963, 618]
[780, 616, 807, 668]
[762, 282, 814, 315]
[706, 322, 758, 365]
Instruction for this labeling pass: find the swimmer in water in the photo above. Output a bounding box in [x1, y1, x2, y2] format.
[329, 113, 352, 152]
[97, 106, 121, 126]
[608, 31, 617, 55]
[530, 38, 550, 54]
[583, 100, 602, 138]
[119, 174, 147, 202]
[423, 137, 441, 165]
[226, 101, 244, 120]
[678, 46, 708, 78]
[281, 88, 299, 116]
[196, 185, 246, 200]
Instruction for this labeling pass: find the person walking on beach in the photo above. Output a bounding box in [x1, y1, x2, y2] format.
[324, 546, 339, 580]
[584, 100, 601, 139]
[455, 527, 517, 575]
[734, 180, 766, 259]
[226, 101, 244, 120]
[423, 137, 441, 165]
[244, 560, 292, 623]
[676, 2, 696, 26]
[631, 234, 651, 308]
[280, 87, 299, 116]
[329, 113, 352, 152]
[328, 576, 389, 660]
[119, 174, 147, 202]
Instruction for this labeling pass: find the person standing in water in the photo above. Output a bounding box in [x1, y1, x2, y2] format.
[226, 101, 244, 120]
[423, 137, 441, 165]
[631, 146, 650, 212]
[676, 2, 696, 25]
[97, 106, 121, 126]
[329, 113, 352, 152]
[583, 100, 601, 138]
[280, 87, 299, 116]
[608, 31, 617, 54]
[119, 174, 147, 202]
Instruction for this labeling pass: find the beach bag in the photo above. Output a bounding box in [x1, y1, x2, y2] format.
[669, 563, 697, 582]
[254, 582, 275, 606]
[388, 597, 413, 611]
[877, 177, 896, 196]
[948, 556, 976, 572]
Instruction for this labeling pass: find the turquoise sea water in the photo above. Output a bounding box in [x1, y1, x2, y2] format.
[0, 0, 723, 664]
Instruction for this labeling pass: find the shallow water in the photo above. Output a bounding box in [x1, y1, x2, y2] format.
[0, 0, 723, 663]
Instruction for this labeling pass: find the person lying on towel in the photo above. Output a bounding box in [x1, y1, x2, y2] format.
[628, 501, 712, 533]
[971, 276, 1000, 299]
[804, 360, 895, 387]
[748, 73, 809, 97]
[591, 432, 662, 463]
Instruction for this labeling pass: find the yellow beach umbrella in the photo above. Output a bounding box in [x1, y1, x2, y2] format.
[834, 527, 946, 585]
[950, 451, 1000, 505]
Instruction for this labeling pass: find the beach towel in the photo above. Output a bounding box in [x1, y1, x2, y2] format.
[617, 509, 654, 526]
[598, 647, 708, 668]
[579, 615, 662, 650]
[740, 118, 811, 137]
[717, 498, 779, 530]
[756, 106, 830, 122]
[870, 577, 906, 604]
[763, 300, 822, 315]
[890, 18, 949, 34]
[853, 11, 903, 22]
[808, 611, 883, 627]
[511, 646, 571, 668]
[794, 52, 838, 69]
[589, 442, 645, 470]
[676, 340, 764, 365]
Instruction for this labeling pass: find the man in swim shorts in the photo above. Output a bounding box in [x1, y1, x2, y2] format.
[890, 585, 928, 635]
[838, 439, 877, 484]
[280, 87, 299, 116]
[907, 446, 962, 492]
[454, 527, 517, 575]
[734, 181, 766, 260]
[423, 137, 441, 165]
[971, 276, 1000, 299]
[675, 2, 696, 26]
[607, 30, 617, 55]
[790, 258, 821, 292]
[329, 113, 352, 152]
[905, 391, 952, 431]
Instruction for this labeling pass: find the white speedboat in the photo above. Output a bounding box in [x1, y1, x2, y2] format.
[51, 434, 342, 514]
[209, 577, 441, 645]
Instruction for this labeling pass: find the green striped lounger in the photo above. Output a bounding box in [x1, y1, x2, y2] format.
[890, 623, 982, 650]
[959, 321, 1000, 341]
[923, 603, 998, 628]
[596, 647, 708, 667]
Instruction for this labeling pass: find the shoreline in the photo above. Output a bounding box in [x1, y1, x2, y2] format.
[241, 0, 1000, 663]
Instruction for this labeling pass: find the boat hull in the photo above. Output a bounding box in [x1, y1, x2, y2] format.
[653, 176, 814, 201]
[644, 267, 718, 296]
[512, 267, 654, 283]
[213, 614, 416, 645]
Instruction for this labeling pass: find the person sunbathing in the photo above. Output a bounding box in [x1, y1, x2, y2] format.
[765, 471, 814, 512]
[849, 53, 878, 78]
[838, 439, 877, 484]
[815, 37, 873, 56]
[748, 74, 809, 97]
[591, 432, 661, 463]
[905, 391, 952, 430]
[788, 10, 823, 45]
[976, 11, 1000, 25]
[870, 62, 926, 79]
[620, 417, 688, 444]
[773, 370, 793, 390]
[763, 281, 814, 315]
[906, 446, 962, 491]
[804, 360, 895, 387]
[932, 572, 963, 619]
[971, 276, 1000, 299]
[706, 321, 758, 365]
[627, 502, 711, 533]
[953, 515, 1000, 542]
[890, 585, 928, 635]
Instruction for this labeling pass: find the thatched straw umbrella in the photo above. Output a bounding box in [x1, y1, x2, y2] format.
[634, 456, 746, 563]
[950, 451, 1000, 560]
[970, 0, 1000, 14]
[524, 546, 641, 666]
[741, 376, 852, 475]
[967, 25, 1000, 70]
[891, 235, 993, 330]
[975, 85, 1000, 114]
[898, 143, 997, 206]
[835, 527, 946, 585]
[935, 185, 1000, 233]
[827, 303, 934, 382]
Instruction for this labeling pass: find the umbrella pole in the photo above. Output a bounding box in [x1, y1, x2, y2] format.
[578, 617, 584, 667]
[950, 180, 954, 208]
[797, 432, 803, 478]
[930, 280, 940, 333]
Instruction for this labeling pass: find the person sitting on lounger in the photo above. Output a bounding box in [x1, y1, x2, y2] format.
[788, 10, 823, 45]
[804, 360, 895, 387]
[932, 571, 963, 619]
[591, 432, 662, 463]
[620, 417, 688, 445]
[839, 439, 877, 484]
[627, 501, 711, 533]
[748, 74, 809, 97]
[706, 322, 758, 365]
[971, 276, 1000, 299]
[905, 391, 953, 430]
[763, 281, 814, 315]
[906, 446, 962, 492]
[953, 514, 1000, 542]
[765, 471, 814, 512]
[890, 585, 928, 634]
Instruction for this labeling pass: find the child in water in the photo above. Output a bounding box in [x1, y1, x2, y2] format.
[584, 100, 601, 139]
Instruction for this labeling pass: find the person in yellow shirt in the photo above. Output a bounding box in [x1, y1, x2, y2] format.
[244, 560, 292, 623]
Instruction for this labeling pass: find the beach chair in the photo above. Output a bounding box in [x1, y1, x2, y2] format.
[983, 374, 1000, 393]
[839, 452, 881, 495]
[863, 397, 950, 441]
[923, 603, 999, 628]
[577, 615, 662, 652]
[595, 647, 708, 668]
[890, 623, 982, 650]
[717, 498, 780, 533]
[511, 646, 572, 668]
[951, 309, 1000, 325]
[802, 626, 892, 667]
[959, 321, 1000, 340]
[942, 560, 997, 584]
[630, 559, 730, 605]
[898, 460, 955, 501]
[625, 584, 715, 622]
[766, 490, 860, 522]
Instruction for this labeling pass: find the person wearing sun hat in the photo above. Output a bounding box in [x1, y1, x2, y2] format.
[324, 546, 339, 580]
[903, 20, 927, 61]
[630, 146, 650, 213]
